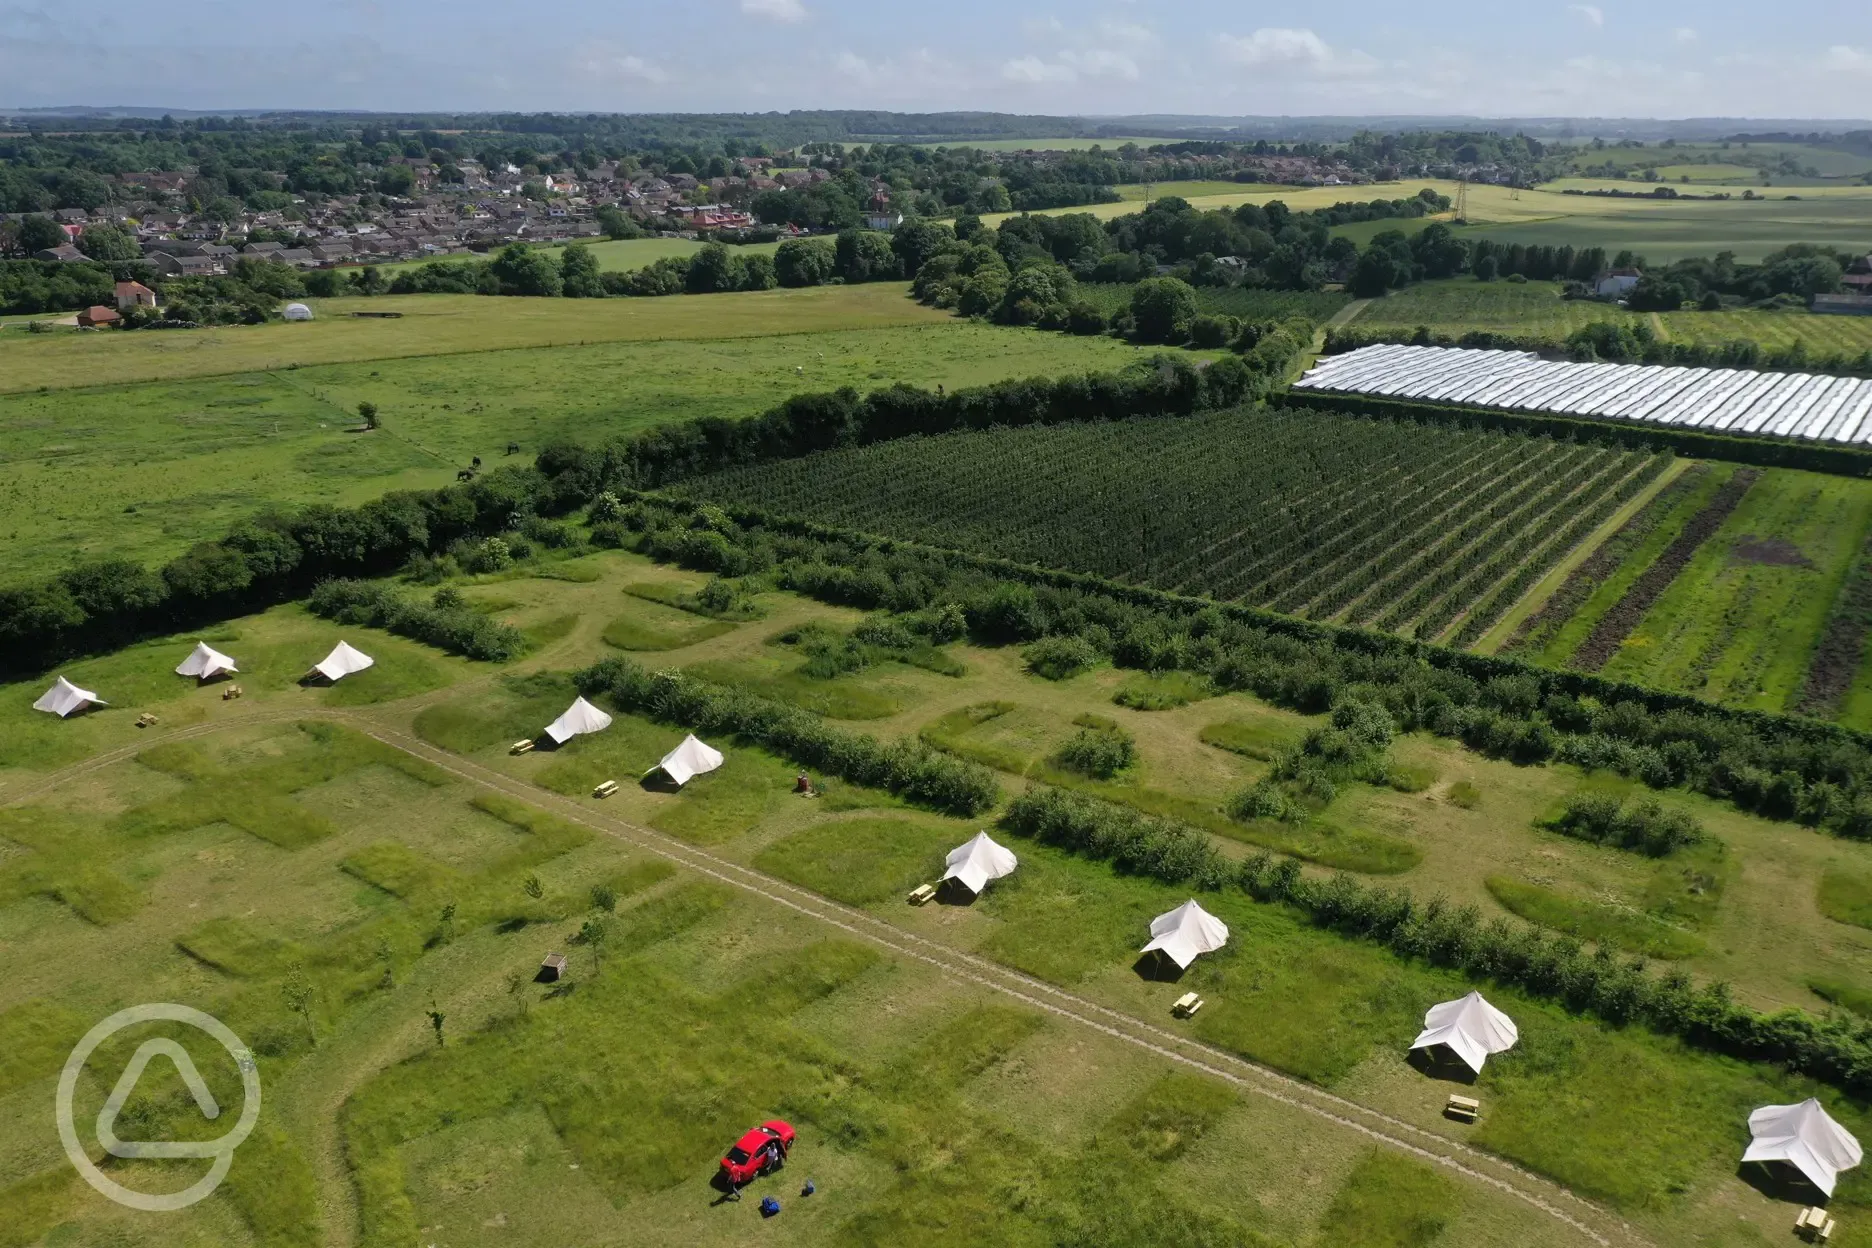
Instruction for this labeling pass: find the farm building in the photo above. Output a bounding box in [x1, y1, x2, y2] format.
[76, 305, 121, 327]
[1294, 344, 1872, 445]
[1812, 294, 1872, 317]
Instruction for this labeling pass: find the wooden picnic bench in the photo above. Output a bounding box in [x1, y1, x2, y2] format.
[510, 739, 535, 755]
[907, 884, 937, 906]
[1797, 1207, 1837, 1243]
[592, 780, 619, 798]
[1172, 992, 1204, 1018]
[1445, 1095, 1480, 1123]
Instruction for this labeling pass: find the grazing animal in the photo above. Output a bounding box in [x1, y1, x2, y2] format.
[457, 468, 476, 482]
[506, 442, 520, 455]
[472, 456, 482, 468]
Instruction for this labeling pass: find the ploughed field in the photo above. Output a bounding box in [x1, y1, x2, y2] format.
[675, 407, 1671, 649]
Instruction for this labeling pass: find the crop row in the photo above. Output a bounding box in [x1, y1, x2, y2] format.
[677, 407, 1668, 640]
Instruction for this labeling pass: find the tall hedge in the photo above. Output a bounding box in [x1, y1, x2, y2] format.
[572, 657, 999, 816]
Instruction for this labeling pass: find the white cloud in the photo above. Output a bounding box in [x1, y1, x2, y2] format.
[1217, 27, 1333, 68]
[610, 55, 668, 84]
[740, 0, 806, 24]
[1673, 27, 1698, 43]
[1824, 45, 1872, 73]
[1002, 55, 1076, 84]
[1568, 4, 1605, 28]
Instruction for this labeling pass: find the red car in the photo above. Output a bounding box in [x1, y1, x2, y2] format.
[719, 1120, 795, 1187]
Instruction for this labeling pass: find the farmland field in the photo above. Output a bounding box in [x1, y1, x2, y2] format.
[0, 286, 1150, 586]
[377, 235, 781, 276]
[1073, 283, 1351, 323]
[1348, 278, 1872, 355]
[675, 407, 1670, 646]
[9, 545, 1872, 1247]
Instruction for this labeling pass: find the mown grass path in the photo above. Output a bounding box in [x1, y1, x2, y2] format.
[5, 696, 1643, 1248]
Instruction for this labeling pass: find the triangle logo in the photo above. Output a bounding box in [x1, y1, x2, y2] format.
[95, 1038, 225, 1159]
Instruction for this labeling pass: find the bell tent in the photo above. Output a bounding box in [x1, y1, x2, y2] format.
[33, 676, 104, 718]
[283, 302, 314, 321]
[176, 642, 239, 681]
[942, 832, 1019, 896]
[544, 697, 614, 746]
[1741, 1099, 1864, 1197]
[308, 641, 374, 683]
[1410, 991, 1519, 1074]
[1139, 900, 1229, 970]
[653, 733, 723, 785]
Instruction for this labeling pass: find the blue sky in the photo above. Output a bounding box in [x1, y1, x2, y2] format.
[2, 0, 1869, 117]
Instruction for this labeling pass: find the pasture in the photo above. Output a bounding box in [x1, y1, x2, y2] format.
[376, 236, 782, 277]
[8, 546, 1872, 1246]
[0, 286, 1148, 586]
[1349, 278, 1872, 355]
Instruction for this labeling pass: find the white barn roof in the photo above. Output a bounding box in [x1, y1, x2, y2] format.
[654, 733, 722, 784]
[1140, 900, 1229, 969]
[33, 676, 104, 718]
[1295, 344, 1872, 446]
[1742, 1099, 1864, 1196]
[1410, 991, 1519, 1073]
[311, 641, 375, 682]
[544, 696, 613, 745]
[942, 832, 1018, 895]
[176, 642, 238, 679]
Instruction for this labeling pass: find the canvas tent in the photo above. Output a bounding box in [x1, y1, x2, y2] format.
[653, 733, 723, 785]
[1742, 1099, 1864, 1197]
[308, 641, 374, 683]
[942, 832, 1019, 896]
[33, 677, 104, 718]
[1140, 900, 1229, 970]
[544, 697, 614, 746]
[1410, 991, 1519, 1074]
[176, 642, 238, 681]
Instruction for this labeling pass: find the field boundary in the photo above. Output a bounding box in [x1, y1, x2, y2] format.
[2, 705, 1643, 1246]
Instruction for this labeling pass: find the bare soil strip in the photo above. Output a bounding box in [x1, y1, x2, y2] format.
[1795, 530, 1872, 717]
[1570, 469, 1760, 672]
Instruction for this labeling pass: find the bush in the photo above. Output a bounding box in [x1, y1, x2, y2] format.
[1054, 721, 1135, 779]
[307, 580, 526, 661]
[1187, 315, 1232, 349]
[573, 658, 998, 816]
[1022, 634, 1102, 680]
[1001, 788, 1231, 889]
[1548, 793, 1704, 856]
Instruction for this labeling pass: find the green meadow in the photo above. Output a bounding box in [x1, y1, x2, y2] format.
[0, 285, 1148, 586]
[8, 545, 1872, 1244]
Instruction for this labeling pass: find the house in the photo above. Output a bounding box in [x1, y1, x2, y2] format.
[76, 305, 121, 327]
[114, 280, 157, 310]
[1843, 255, 1872, 295]
[273, 248, 317, 266]
[241, 240, 285, 255]
[1595, 268, 1643, 298]
[56, 208, 90, 224]
[34, 244, 88, 263]
[1813, 294, 1872, 317]
[148, 252, 224, 277]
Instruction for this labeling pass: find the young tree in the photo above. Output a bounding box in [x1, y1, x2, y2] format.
[522, 873, 545, 900]
[578, 916, 610, 974]
[357, 401, 379, 430]
[506, 970, 529, 1019]
[426, 1001, 446, 1047]
[439, 901, 457, 943]
[282, 961, 317, 1046]
[590, 883, 617, 914]
[376, 938, 395, 990]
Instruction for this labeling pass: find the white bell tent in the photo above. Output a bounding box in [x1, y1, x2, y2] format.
[33, 676, 105, 718]
[1742, 1099, 1864, 1197]
[1410, 991, 1520, 1074]
[544, 697, 614, 746]
[941, 832, 1019, 896]
[654, 734, 723, 785]
[176, 642, 239, 680]
[1140, 900, 1229, 970]
[309, 641, 375, 683]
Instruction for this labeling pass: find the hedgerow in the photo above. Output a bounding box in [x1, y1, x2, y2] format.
[572, 657, 998, 816]
[307, 580, 527, 661]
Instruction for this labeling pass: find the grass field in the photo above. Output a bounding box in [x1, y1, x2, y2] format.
[377, 236, 782, 277]
[10, 546, 1872, 1245]
[1348, 278, 1872, 355]
[0, 285, 1150, 586]
[986, 177, 1872, 261]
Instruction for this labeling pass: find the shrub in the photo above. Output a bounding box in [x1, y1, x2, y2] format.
[1548, 793, 1705, 856]
[308, 580, 526, 661]
[1001, 788, 1231, 889]
[1023, 634, 1102, 680]
[573, 658, 998, 816]
[1054, 722, 1135, 779]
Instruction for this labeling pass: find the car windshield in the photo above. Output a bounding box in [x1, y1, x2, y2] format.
[726, 1147, 751, 1165]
